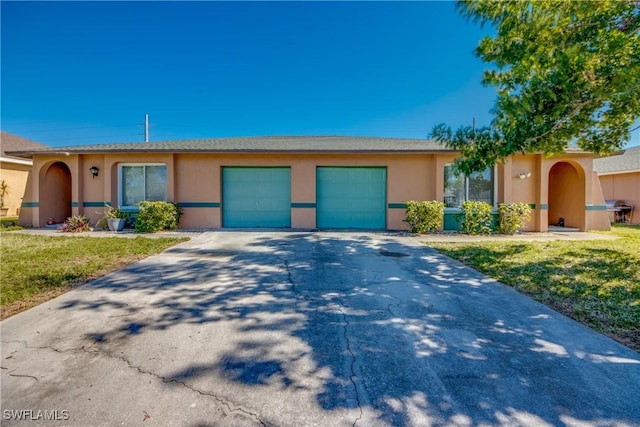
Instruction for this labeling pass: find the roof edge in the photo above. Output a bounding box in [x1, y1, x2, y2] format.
[0, 155, 34, 165]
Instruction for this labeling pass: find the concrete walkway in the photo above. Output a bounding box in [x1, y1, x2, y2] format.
[11, 227, 620, 242]
[417, 230, 618, 242]
[1, 231, 637, 426]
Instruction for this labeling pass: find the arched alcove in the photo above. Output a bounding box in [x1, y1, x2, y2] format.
[548, 161, 586, 230]
[40, 162, 72, 225]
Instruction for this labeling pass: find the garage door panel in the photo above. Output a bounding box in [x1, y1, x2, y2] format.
[317, 167, 386, 229]
[222, 167, 291, 228]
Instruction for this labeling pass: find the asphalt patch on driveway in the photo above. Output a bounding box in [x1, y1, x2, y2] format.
[379, 250, 408, 257]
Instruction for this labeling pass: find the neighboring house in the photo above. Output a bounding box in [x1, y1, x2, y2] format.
[7, 136, 610, 231]
[594, 145, 640, 224]
[0, 131, 48, 217]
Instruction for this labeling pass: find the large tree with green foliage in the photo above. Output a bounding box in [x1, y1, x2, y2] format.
[431, 0, 640, 174]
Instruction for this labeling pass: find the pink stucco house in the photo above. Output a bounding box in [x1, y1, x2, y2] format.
[7, 135, 611, 232]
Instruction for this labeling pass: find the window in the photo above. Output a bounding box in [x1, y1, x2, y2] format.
[119, 164, 167, 208]
[443, 164, 494, 207]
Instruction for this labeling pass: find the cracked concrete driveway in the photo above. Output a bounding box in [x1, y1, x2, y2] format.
[1, 231, 639, 426]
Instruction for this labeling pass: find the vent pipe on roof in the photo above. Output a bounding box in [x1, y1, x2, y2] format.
[144, 114, 149, 142]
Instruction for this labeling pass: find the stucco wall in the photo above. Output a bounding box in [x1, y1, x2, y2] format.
[173, 153, 437, 230]
[501, 155, 539, 231]
[588, 171, 611, 230]
[0, 161, 31, 217]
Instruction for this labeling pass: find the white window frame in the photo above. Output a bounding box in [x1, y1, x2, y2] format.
[443, 164, 498, 209]
[118, 163, 167, 210]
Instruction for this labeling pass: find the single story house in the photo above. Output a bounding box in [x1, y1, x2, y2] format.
[0, 131, 48, 217]
[7, 135, 611, 232]
[594, 145, 639, 224]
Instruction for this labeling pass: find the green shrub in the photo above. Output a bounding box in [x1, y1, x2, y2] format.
[0, 217, 19, 229]
[498, 203, 532, 234]
[0, 224, 23, 231]
[460, 201, 493, 235]
[59, 215, 91, 233]
[134, 201, 182, 233]
[404, 200, 445, 233]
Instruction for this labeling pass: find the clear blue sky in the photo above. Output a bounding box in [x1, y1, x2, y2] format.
[2, 1, 638, 148]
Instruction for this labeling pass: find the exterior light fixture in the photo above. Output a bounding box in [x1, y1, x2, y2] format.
[90, 166, 100, 178]
[518, 172, 531, 180]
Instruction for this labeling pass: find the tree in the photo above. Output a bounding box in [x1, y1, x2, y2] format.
[431, 0, 640, 174]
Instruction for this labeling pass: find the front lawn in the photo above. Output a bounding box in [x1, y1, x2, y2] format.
[426, 224, 640, 352]
[0, 233, 188, 319]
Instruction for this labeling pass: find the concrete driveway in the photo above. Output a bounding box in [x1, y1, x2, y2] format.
[2, 232, 639, 426]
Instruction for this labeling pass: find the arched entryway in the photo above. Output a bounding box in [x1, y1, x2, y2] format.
[548, 162, 585, 230]
[40, 162, 72, 225]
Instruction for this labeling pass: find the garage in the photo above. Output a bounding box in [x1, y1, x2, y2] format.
[316, 167, 387, 229]
[222, 167, 291, 227]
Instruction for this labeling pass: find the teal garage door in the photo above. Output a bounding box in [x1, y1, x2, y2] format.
[222, 167, 291, 227]
[316, 167, 386, 229]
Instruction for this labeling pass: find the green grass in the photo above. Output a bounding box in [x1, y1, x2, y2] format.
[0, 233, 188, 318]
[427, 224, 640, 351]
[0, 216, 22, 231]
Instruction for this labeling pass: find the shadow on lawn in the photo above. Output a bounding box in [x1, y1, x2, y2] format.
[58, 232, 640, 426]
[435, 243, 640, 348]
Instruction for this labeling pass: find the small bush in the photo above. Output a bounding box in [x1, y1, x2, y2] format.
[134, 201, 182, 233]
[0, 217, 20, 229]
[460, 201, 493, 235]
[59, 215, 91, 233]
[498, 203, 532, 234]
[1, 225, 23, 231]
[404, 200, 445, 233]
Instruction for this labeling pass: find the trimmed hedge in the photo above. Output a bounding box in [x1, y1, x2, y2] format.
[404, 200, 445, 233]
[134, 201, 183, 233]
[460, 201, 493, 235]
[498, 203, 532, 234]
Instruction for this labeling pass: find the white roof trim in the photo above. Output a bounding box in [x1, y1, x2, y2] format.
[597, 169, 640, 176]
[0, 156, 33, 166]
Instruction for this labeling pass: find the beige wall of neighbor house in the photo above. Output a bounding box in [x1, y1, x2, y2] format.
[17, 148, 611, 232]
[599, 172, 640, 224]
[594, 146, 639, 225]
[0, 161, 32, 217]
[1, 131, 48, 218]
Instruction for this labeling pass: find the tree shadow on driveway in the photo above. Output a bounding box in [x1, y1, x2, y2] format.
[43, 232, 640, 425]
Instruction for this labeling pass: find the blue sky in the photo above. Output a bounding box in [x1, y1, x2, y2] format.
[2, 1, 638, 148]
